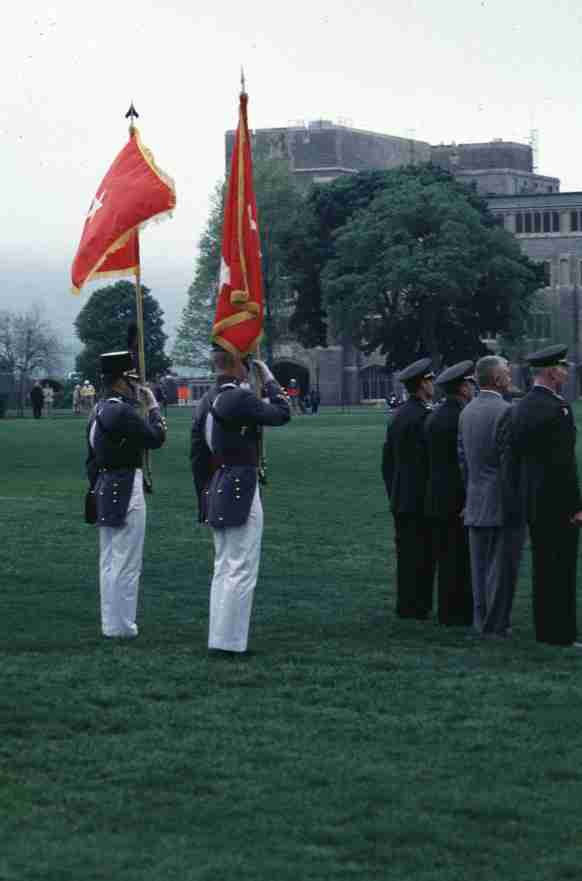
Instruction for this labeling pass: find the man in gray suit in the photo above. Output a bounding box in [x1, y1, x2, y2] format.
[458, 356, 525, 637]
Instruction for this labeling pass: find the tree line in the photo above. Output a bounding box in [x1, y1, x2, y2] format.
[174, 161, 543, 371]
[1, 161, 545, 397]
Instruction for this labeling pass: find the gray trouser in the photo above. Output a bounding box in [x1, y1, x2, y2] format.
[468, 525, 525, 635]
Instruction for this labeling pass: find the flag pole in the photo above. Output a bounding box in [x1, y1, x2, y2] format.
[125, 102, 153, 490]
[125, 103, 146, 386]
[240, 71, 266, 483]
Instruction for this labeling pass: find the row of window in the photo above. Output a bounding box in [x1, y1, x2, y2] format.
[515, 211, 561, 234]
[493, 210, 582, 235]
[540, 258, 582, 286]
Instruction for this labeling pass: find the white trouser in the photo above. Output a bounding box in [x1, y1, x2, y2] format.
[99, 469, 146, 638]
[209, 486, 264, 652]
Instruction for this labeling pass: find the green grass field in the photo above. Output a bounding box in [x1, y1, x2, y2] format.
[2, 405, 582, 881]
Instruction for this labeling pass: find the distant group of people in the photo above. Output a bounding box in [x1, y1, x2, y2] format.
[73, 381, 96, 414]
[383, 345, 582, 648]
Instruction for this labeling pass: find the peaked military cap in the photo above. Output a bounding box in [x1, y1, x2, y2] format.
[398, 357, 434, 384]
[435, 360, 475, 387]
[526, 344, 569, 368]
[100, 351, 135, 378]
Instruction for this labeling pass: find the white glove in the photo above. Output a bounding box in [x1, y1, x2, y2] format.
[139, 385, 159, 412]
[252, 359, 275, 384]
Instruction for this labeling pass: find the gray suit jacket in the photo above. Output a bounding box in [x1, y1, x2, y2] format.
[458, 391, 513, 527]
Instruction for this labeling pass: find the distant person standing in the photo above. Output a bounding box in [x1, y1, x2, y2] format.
[72, 384, 82, 414]
[311, 388, 321, 414]
[458, 356, 525, 638]
[512, 345, 582, 647]
[42, 384, 54, 418]
[382, 358, 436, 619]
[287, 379, 300, 413]
[80, 381, 92, 413]
[30, 382, 44, 419]
[86, 381, 96, 411]
[425, 361, 475, 626]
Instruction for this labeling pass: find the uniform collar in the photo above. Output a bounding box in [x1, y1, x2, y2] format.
[478, 389, 503, 399]
[217, 376, 240, 388]
[533, 382, 564, 401]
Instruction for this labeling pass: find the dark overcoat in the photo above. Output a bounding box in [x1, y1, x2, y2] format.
[424, 396, 465, 519]
[382, 397, 431, 514]
[511, 385, 582, 522]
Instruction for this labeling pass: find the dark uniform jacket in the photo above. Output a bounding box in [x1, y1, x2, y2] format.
[191, 378, 290, 528]
[511, 385, 582, 522]
[86, 396, 166, 527]
[382, 397, 432, 515]
[424, 396, 465, 519]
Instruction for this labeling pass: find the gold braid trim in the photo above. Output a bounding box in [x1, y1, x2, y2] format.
[90, 265, 139, 282]
[71, 225, 140, 295]
[231, 288, 249, 305]
[212, 310, 257, 335]
[133, 128, 176, 207]
[213, 330, 264, 358]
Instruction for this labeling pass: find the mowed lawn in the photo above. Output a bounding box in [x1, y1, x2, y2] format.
[2, 404, 582, 881]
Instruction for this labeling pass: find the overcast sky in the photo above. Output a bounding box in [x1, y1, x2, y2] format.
[3, 0, 582, 356]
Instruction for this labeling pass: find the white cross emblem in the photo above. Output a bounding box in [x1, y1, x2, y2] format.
[219, 257, 231, 289]
[87, 191, 105, 222]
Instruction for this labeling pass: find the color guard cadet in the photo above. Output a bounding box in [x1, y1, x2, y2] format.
[86, 351, 167, 639]
[425, 361, 475, 626]
[191, 347, 291, 654]
[511, 344, 582, 647]
[382, 357, 436, 619]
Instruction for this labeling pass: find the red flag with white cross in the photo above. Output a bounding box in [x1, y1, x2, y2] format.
[71, 129, 175, 294]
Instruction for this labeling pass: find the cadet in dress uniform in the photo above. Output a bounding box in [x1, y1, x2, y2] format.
[86, 351, 167, 639]
[511, 344, 582, 647]
[191, 347, 290, 654]
[382, 358, 436, 619]
[425, 361, 474, 626]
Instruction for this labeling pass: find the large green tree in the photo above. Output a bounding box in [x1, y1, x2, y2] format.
[75, 281, 170, 382]
[172, 183, 223, 369]
[174, 160, 307, 367]
[290, 165, 544, 368]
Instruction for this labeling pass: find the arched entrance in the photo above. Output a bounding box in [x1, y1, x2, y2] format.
[273, 360, 310, 395]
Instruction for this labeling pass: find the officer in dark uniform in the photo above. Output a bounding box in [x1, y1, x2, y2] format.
[382, 357, 436, 619]
[511, 344, 582, 647]
[425, 360, 475, 626]
[86, 351, 167, 638]
[191, 347, 291, 654]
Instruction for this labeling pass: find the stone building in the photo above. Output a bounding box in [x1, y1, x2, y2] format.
[225, 121, 577, 403]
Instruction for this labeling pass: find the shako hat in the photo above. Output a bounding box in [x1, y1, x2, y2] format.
[100, 351, 136, 379]
[436, 360, 475, 387]
[398, 357, 434, 384]
[526, 344, 569, 368]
